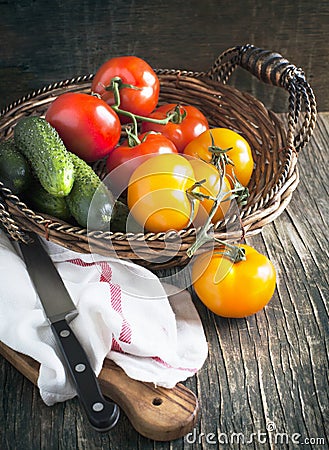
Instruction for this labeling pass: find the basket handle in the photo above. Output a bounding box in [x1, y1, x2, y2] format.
[207, 44, 317, 152]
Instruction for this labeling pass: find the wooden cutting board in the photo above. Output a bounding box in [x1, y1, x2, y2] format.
[0, 287, 199, 442]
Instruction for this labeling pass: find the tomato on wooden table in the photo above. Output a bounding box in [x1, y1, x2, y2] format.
[127, 153, 199, 233]
[184, 127, 254, 187]
[45, 92, 121, 162]
[91, 56, 160, 122]
[192, 244, 276, 318]
[106, 132, 178, 195]
[140, 104, 209, 152]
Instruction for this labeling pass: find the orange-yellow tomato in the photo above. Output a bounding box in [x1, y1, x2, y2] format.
[189, 158, 231, 226]
[183, 128, 254, 187]
[192, 244, 276, 318]
[127, 153, 199, 233]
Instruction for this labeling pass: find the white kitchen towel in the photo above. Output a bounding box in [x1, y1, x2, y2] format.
[0, 229, 208, 406]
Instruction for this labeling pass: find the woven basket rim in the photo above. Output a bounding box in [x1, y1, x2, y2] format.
[0, 65, 304, 268]
[1, 72, 294, 233]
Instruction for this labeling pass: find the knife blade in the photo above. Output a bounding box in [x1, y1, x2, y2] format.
[19, 233, 120, 431]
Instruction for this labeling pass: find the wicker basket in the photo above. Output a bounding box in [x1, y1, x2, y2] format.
[0, 45, 317, 269]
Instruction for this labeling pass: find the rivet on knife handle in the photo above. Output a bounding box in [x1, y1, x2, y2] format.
[51, 319, 120, 431]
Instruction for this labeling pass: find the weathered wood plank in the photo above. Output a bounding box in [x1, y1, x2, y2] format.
[0, 0, 327, 113]
[0, 110, 328, 447]
[0, 121, 328, 449]
[188, 114, 329, 449]
[0, 0, 328, 444]
[155, 115, 329, 449]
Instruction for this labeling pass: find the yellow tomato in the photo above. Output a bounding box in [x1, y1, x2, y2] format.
[183, 128, 254, 187]
[192, 244, 276, 318]
[127, 153, 199, 233]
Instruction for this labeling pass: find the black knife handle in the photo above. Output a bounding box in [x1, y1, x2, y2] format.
[51, 319, 120, 431]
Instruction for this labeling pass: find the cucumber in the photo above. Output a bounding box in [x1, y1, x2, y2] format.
[24, 180, 71, 221]
[66, 153, 115, 230]
[0, 139, 32, 194]
[14, 116, 74, 197]
[110, 200, 141, 233]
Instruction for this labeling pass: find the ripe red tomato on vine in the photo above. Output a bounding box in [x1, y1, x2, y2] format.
[91, 56, 160, 123]
[140, 103, 209, 152]
[106, 132, 178, 195]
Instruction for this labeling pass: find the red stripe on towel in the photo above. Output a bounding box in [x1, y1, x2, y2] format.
[67, 258, 132, 345]
[152, 356, 198, 373]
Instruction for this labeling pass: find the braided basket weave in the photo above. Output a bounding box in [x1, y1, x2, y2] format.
[0, 45, 317, 269]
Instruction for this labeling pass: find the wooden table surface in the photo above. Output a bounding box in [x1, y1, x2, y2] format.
[0, 1, 328, 449]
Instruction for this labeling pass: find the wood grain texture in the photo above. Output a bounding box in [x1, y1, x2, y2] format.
[0, 1, 328, 447]
[0, 341, 199, 442]
[1, 114, 328, 449]
[0, 0, 328, 113]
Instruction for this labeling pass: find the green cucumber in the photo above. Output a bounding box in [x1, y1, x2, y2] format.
[66, 153, 115, 230]
[0, 139, 32, 194]
[109, 200, 141, 233]
[14, 116, 74, 197]
[24, 181, 71, 221]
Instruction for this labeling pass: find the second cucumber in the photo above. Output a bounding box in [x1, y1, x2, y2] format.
[66, 153, 116, 230]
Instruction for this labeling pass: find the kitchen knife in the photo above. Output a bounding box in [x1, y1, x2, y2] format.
[19, 233, 120, 431]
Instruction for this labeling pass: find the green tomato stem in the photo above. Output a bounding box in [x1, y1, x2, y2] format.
[109, 77, 175, 125]
[208, 130, 234, 169]
[126, 125, 141, 146]
[212, 241, 246, 263]
[186, 158, 249, 259]
[167, 104, 187, 124]
[108, 77, 178, 146]
[186, 188, 227, 258]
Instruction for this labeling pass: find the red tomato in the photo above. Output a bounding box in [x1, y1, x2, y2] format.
[106, 132, 178, 195]
[140, 104, 209, 152]
[91, 56, 160, 123]
[45, 92, 121, 162]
